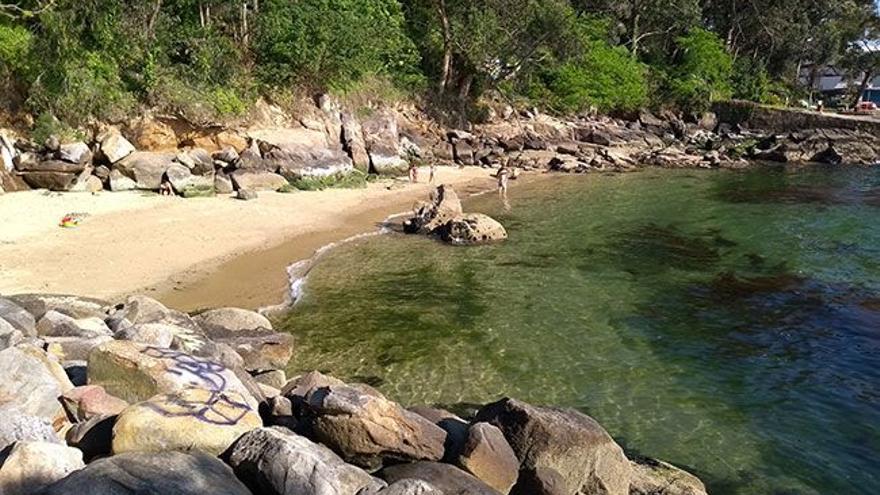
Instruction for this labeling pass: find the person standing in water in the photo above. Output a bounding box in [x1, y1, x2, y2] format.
[496, 164, 510, 198]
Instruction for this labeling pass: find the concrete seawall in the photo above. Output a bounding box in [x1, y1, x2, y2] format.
[714, 100, 880, 135]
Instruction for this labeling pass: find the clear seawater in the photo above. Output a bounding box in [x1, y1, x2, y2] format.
[278, 166, 880, 494]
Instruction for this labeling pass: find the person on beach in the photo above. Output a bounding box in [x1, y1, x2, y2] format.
[408, 161, 419, 183]
[429, 162, 436, 184]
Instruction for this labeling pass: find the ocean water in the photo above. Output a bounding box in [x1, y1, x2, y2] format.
[278, 166, 880, 494]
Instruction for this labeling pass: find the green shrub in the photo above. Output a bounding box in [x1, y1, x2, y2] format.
[530, 43, 649, 113]
[31, 113, 82, 144]
[0, 24, 32, 74]
[665, 28, 733, 112]
[255, 0, 420, 90]
[290, 171, 372, 191]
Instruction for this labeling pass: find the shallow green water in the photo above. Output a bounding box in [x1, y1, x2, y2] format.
[279, 167, 880, 494]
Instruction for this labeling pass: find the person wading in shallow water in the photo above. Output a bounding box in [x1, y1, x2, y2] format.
[496, 164, 510, 198]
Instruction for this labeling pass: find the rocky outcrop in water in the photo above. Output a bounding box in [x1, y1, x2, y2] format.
[406, 185, 508, 245]
[0, 290, 708, 495]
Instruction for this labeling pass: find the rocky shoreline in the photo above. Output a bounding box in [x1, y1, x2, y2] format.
[0, 292, 707, 495]
[1, 97, 878, 198]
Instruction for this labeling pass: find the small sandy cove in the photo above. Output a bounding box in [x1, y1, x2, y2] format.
[0, 166, 497, 311]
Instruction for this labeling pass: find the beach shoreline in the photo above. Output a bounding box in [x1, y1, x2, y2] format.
[0, 166, 501, 311]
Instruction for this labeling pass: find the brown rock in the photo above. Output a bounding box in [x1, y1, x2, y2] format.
[629, 458, 708, 495]
[457, 422, 519, 494]
[128, 117, 178, 151]
[380, 462, 502, 495]
[61, 385, 129, 421]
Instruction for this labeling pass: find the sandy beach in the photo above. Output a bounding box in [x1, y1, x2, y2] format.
[0, 166, 497, 311]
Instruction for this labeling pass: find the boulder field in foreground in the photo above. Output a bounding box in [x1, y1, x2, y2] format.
[0, 292, 708, 495]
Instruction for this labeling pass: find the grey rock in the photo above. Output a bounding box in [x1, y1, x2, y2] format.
[194, 307, 273, 333]
[44, 336, 113, 361]
[36, 310, 112, 339]
[108, 169, 137, 191]
[231, 171, 287, 191]
[0, 406, 62, 452]
[15, 158, 86, 174]
[237, 189, 259, 201]
[214, 173, 234, 194]
[19, 170, 81, 191]
[439, 214, 508, 246]
[43, 451, 252, 495]
[214, 332, 294, 371]
[57, 142, 92, 165]
[98, 130, 135, 164]
[0, 297, 36, 336]
[165, 163, 194, 193]
[380, 462, 502, 495]
[475, 398, 631, 495]
[114, 322, 175, 348]
[115, 152, 176, 190]
[228, 426, 386, 495]
[213, 147, 240, 164]
[0, 318, 23, 350]
[0, 346, 73, 424]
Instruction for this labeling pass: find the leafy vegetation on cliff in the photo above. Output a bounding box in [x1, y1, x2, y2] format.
[0, 0, 877, 126]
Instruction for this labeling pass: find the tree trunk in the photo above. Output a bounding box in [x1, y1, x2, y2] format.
[852, 71, 873, 108]
[241, 2, 249, 46]
[436, 0, 453, 94]
[148, 0, 163, 39]
[629, 1, 641, 56]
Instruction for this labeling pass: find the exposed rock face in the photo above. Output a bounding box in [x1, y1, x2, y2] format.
[230, 170, 288, 191]
[112, 388, 262, 456]
[305, 385, 447, 469]
[475, 398, 632, 495]
[115, 152, 176, 190]
[127, 117, 178, 151]
[43, 451, 253, 495]
[457, 422, 520, 494]
[380, 462, 503, 495]
[440, 213, 508, 246]
[404, 184, 464, 235]
[363, 110, 407, 175]
[87, 340, 258, 410]
[0, 346, 74, 427]
[194, 308, 273, 333]
[629, 458, 708, 495]
[228, 426, 386, 495]
[341, 112, 370, 173]
[0, 441, 85, 495]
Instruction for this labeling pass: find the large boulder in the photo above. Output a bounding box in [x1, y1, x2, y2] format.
[57, 142, 92, 165]
[43, 451, 252, 495]
[87, 340, 258, 410]
[0, 346, 74, 427]
[380, 462, 502, 495]
[0, 441, 84, 495]
[45, 335, 114, 362]
[0, 318, 23, 350]
[363, 111, 407, 174]
[456, 422, 519, 494]
[0, 296, 36, 336]
[305, 385, 447, 469]
[404, 185, 464, 235]
[475, 398, 632, 495]
[629, 458, 708, 495]
[230, 170, 288, 191]
[14, 158, 87, 173]
[98, 128, 136, 164]
[439, 214, 508, 246]
[112, 388, 262, 456]
[108, 169, 137, 191]
[105, 295, 216, 356]
[213, 331, 294, 371]
[19, 170, 84, 191]
[194, 308, 273, 333]
[115, 152, 176, 190]
[36, 310, 112, 339]
[8, 294, 109, 321]
[227, 426, 386, 495]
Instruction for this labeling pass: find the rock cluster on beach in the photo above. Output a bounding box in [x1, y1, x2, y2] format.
[0, 291, 709, 495]
[2, 96, 878, 196]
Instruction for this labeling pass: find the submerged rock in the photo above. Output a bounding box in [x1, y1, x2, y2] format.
[43, 451, 252, 495]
